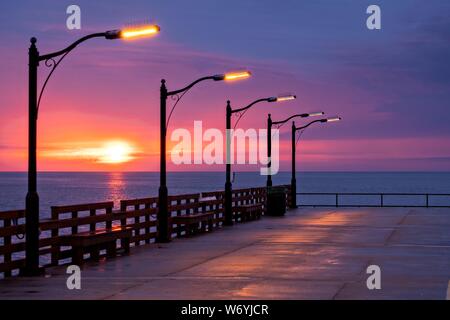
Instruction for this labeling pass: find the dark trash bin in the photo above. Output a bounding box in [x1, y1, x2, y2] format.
[266, 186, 286, 216]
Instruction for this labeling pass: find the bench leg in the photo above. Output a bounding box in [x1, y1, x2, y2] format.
[177, 222, 182, 238]
[208, 218, 213, 231]
[73, 247, 84, 267]
[106, 241, 116, 258]
[90, 245, 100, 261]
[51, 245, 60, 266]
[122, 238, 130, 254]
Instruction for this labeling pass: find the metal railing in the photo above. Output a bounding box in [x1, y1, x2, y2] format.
[296, 193, 450, 208]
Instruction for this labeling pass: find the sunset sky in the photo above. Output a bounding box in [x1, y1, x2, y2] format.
[1, 0, 449, 171]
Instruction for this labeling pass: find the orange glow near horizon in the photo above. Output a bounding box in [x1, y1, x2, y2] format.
[43, 140, 138, 164]
[120, 24, 160, 39]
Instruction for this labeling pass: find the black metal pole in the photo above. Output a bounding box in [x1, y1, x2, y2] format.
[266, 114, 273, 187]
[224, 100, 233, 225]
[24, 37, 40, 276]
[290, 121, 297, 208]
[157, 79, 170, 242]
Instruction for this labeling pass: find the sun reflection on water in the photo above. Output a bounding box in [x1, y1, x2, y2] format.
[107, 172, 126, 208]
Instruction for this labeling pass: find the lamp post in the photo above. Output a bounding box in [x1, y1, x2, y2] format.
[291, 117, 341, 208]
[266, 112, 324, 188]
[157, 71, 251, 243]
[24, 24, 160, 276]
[224, 94, 296, 225]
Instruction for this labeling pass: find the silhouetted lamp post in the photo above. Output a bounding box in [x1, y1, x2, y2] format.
[224, 94, 296, 225]
[24, 25, 160, 276]
[266, 112, 324, 187]
[158, 71, 251, 243]
[291, 117, 341, 208]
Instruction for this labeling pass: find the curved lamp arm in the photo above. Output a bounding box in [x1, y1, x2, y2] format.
[38, 32, 107, 61]
[165, 75, 220, 131]
[295, 116, 341, 131]
[36, 32, 109, 117]
[165, 71, 250, 129]
[167, 76, 217, 96]
[295, 119, 324, 131]
[232, 98, 272, 129]
[272, 113, 312, 126]
[232, 98, 270, 114]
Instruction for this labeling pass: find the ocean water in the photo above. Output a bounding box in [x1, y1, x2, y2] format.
[1, 171, 450, 218]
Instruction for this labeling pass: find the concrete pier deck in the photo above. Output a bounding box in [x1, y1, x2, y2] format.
[1, 207, 449, 299]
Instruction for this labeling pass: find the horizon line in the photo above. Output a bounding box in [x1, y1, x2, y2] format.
[1, 170, 450, 173]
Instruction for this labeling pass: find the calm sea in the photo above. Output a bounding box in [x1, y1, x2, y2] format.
[1, 171, 450, 217]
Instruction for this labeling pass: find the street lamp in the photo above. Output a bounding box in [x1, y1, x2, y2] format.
[266, 112, 324, 187]
[224, 94, 296, 225]
[24, 24, 160, 276]
[157, 71, 251, 243]
[290, 117, 341, 208]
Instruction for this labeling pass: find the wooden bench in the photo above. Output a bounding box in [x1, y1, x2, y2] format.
[171, 212, 215, 236]
[235, 203, 263, 222]
[59, 226, 132, 266]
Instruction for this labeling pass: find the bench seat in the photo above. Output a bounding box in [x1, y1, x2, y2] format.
[235, 203, 263, 222]
[171, 211, 216, 236]
[59, 226, 132, 266]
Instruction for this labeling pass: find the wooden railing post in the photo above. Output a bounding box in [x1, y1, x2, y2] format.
[89, 208, 96, 232]
[176, 199, 182, 237]
[4, 218, 11, 277]
[50, 207, 59, 266]
[134, 204, 140, 246]
[145, 203, 151, 244]
[71, 211, 78, 235]
[106, 207, 112, 230]
[120, 202, 126, 228]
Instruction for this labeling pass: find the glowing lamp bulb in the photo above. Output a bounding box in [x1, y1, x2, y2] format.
[223, 71, 251, 81]
[276, 95, 296, 102]
[120, 25, 160, 39]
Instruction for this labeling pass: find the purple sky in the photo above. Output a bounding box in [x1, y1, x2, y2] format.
[0, 0, 449, 171]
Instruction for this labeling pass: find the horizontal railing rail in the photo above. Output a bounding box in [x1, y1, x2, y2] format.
[296, 192, 450, 208]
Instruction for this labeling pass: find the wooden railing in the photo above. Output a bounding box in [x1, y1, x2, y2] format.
[0, 210, 26, 277]
[0, 185, 291, 278]
[119, 197, 158, 246]
[47, 201, 115, 265]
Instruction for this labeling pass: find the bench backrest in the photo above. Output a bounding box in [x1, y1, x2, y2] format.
[51, 201, 114, 233]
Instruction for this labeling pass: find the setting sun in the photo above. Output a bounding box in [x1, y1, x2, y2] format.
[99, 141, 135, 164]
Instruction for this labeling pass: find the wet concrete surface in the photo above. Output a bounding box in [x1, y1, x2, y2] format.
[0, 207, 449, 299]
